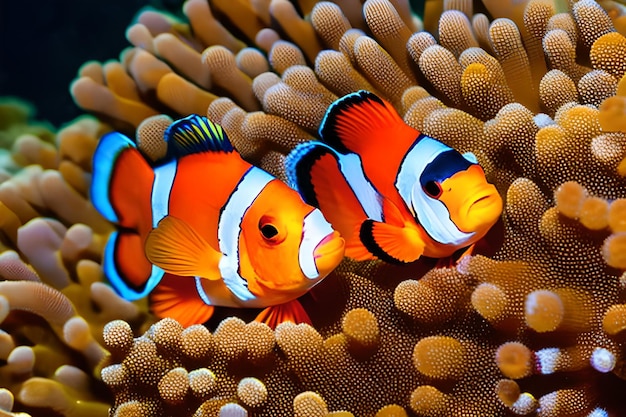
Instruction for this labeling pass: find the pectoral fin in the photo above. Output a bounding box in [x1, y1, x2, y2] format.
[254, 299, 312, 329]
[344, 223, 378, 261]
[360, 219, 425, 264]
[145, 216, 222, 280]
[149, 273, 215, 327]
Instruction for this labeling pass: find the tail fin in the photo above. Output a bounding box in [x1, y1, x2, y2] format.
[91, 132, 163, 300]
[285, 141, 379, 260]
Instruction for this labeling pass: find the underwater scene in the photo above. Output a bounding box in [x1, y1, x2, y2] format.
[1, 0, 626, 415]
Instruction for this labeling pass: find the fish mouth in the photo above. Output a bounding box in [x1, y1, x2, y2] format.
[460, 188, 503, 233]
[313, 231, 345, 276]
[467, 188, 501, 213]
[470, 194, 495, 210]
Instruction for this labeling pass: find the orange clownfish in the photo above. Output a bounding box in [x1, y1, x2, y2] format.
[285, 90, 502, 264]
[91, 114, 345, 328]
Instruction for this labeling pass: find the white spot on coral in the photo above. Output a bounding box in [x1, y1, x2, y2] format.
[219, 402, 248, 417]
[590, 347, 615, 373]
[587, 408, 609, 417]
[534, 113, 554, 128]
[535, 347, 560, 374]
[455, 254, 471, 275]
[511, 392, 538, 414]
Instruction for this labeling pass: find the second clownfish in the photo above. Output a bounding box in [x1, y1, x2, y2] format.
[91, 114, 345, 328]
[286, 90, 502, 264]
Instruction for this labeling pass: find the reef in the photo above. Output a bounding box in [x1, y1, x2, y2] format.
[1, 0, 626, 415]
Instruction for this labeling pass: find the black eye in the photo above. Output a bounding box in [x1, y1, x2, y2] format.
[260, 223, 279, 239]
[423, 181, 442, 198]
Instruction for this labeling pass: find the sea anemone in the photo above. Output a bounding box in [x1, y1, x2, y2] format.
[1, 0, 626, 415]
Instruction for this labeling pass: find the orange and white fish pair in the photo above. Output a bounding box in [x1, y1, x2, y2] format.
[286, 90, 503, 264]
[91, 92, 501, 327]
[91, 115, 345, 328]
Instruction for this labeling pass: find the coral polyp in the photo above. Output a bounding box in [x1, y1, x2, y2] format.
[1, 0, 626, 415]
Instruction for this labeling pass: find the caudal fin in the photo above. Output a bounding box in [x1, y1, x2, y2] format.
[91, 132, 161, 300]
[285, 141, 379, 260]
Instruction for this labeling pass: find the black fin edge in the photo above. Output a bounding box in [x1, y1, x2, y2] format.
[318, 90, 384, 154]
[359, 220, 407, 265]
[287, 144, 338, 208]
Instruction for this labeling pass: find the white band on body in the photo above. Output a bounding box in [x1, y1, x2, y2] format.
[395, 137, 474, 246]
[218, 167, 273, 302]
[151, 160, 177, 227]
[195, 276, 212, 305]
[111, 159, 178, 300]
[337, 152, 383, 221]
[299, 209, 334, 279]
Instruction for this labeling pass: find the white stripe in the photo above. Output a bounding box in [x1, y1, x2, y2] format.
[111, 159, 177, 299]
[395, 137, 446, 215]
[395, 138, 474, 246]
[195, 276, 212, 305]
[151, 160, 177, 227]
[299, 209, 334, 279]
[218, 167, 273, 301]
[337, 152, 382, 221]
[463, 151, 478, 164]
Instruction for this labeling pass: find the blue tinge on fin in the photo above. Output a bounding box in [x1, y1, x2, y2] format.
[103, 231, 165, 300]
[285, 141, 334, 207]
[90, 132, 136, 224]
[164, 114, 233, 157]
[286, 140, 383, 221]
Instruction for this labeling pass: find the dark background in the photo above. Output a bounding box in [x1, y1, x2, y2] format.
[0, 0, 427, 128]
[0, 0, 184, 127]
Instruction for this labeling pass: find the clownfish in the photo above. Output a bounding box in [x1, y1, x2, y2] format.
[285, 90, 502, 264]
[91, 114, 345, 328]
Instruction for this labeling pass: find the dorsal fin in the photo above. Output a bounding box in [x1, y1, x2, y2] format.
[319, 90, 418, 155]
[164, 114, 234, 157]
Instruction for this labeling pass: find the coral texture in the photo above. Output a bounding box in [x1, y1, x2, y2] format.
[1, 0, 626, 416]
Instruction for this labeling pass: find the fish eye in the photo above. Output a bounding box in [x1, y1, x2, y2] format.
[260, 223, 279, 239]
[258, 215, 287, 244]
[423, 181, 443, 198]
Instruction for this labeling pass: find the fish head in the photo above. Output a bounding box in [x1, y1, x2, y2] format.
[240, 180, 345, 297]
[419, 152, 502, 236]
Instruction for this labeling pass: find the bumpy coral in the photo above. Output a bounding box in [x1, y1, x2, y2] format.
[0, 103, 150, 416]
[2, 0, 626, 415]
